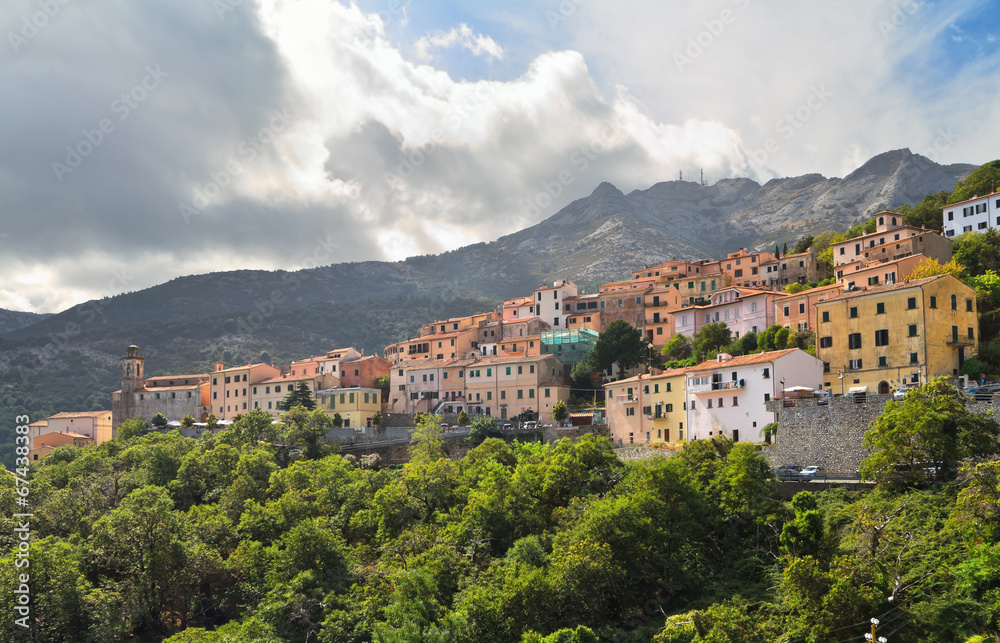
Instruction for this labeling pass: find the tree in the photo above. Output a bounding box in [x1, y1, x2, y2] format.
[180, 414, 195, 429]
[205, 413, 219, 430]
[409, 413, 445, 463]
[694, 322, 731, 358]
[282, 407, 334, 459]
[570, 360, 597, 391]
[662, 333, 693, 362]
[782, 242, 788, 255]
[468, 415, 503, 446]
[896, 190, 950, 231]
[953, 228, 1000, 278]
[950, 159, 1000, 204]
[774, 244, 780, 259]
[151, 413, 168, 429]
[276, 381, 316, 411]
[457, 410, 470, 426]
[861, 377, 1000, 485]
[793, 234, 814, 255]
[588, 319, 650, 375]
[757, 324, 791, 353]
[552, 400, 569, 426]
[374, 374, 391, 402]
[906, 257, 965, 280]
[117, 418, 151, 440]
[331, 412, 343, 428]
[372, 409, 383, 429]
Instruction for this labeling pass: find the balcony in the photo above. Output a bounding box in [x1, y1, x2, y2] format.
[691, 379, 744, 394]
[946, 335, 975, 347]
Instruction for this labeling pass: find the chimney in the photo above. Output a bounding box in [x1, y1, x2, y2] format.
[214, 362, 224, 372]
[717, 353, 733, 363]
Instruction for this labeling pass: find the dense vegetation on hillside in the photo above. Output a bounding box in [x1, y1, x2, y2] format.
[2, 384, 999, 642]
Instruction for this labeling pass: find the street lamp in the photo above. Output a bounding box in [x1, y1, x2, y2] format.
[838, 371, 844, 396]
[864, 617, 888, 643]
[780, 377, 785, 399]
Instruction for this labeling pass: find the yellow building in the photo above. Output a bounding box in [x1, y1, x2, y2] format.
[43, 411, 113, 444]
[316, 387, 383, 429]
[815, 274, 978, 394]
[604, 368, 689, 446]
[252, 373, 340, 418]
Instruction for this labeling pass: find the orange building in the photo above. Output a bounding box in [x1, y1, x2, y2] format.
[721, 249, 777, 288]
[774, 284, 843, 332]
[209, 362, 281, 420]
[28, 431, 95, 462]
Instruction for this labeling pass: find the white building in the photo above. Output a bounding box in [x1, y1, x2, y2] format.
[942, 192, 1000, 239]
[531, 279, 578, 329]
[674, 287, 779, 340]
[685, 348, 824, 442]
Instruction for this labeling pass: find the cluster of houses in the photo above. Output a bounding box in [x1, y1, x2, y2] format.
[28, 198, 995, 458]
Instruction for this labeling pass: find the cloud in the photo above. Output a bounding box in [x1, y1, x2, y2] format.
[1, 0, 997, 315]
[414, 23, 505, 61]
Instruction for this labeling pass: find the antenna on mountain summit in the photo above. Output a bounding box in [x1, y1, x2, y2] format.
[700, 169, 706, 186]
[679, 170, 683, 181]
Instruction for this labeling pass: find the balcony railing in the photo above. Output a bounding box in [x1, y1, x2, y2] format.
[691, 379, 744, 394]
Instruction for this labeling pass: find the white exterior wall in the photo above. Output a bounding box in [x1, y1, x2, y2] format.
[686, 350, 824, 442]
[674, 308, 706, 338]
[942, 193, 1000, 240]
[533, 281, 578, 329]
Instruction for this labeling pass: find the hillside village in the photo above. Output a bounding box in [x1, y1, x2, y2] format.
[25, 190, 1000, 466]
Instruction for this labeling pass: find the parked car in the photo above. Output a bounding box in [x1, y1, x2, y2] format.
[800, 466, 823, 477]
[775, 465, 813, 481]
[502, 423, 512, 430]
[893, 385, 909, 401]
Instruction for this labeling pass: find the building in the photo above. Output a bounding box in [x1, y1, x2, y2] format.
[760, 246, 830, 288]
[209, 362, 282, 420]
[39, 410, 114, 444]
[815, 274, 978, 394]
[531, 279, 579, 329]
[830, 214, 951, 267]
[251, 373, 340, 418]
[597, 280, 650, 331]
[28, 431, 95, 462]
[111, 345, 211, 429]
[539, 328, 599, 378]
[720, 249, 778, 288]
[685, 349, 825, 441]
[774, 284, 842, 332]
[501, 296, 535, 322]
[631, 259, 721, 282]
[389, 354, 570, 423]
[605, 367, 690, 446]
[316, 387, 383, 428]
[942, 191, 1000, 239]
[834, 254, 926, 288]
[563, 293, 602, 332]
[674, 286, 780, 340]
[338, 354, 391, 389]
[383, 313, 494, 365]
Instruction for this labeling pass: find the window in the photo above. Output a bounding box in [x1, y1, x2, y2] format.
[850, 307, 858, 318]
[517, 390, 523, 399]
[819, 336, 833, 348]
[707, 399, 713, 408]
[967, 299, 974, 312]
[930, 296, 937, 309]
[762, 368, 770, 378]
[506, 367, 511, 375]
[951, 294, 958, 310]
[908, 324, 918, 337]
[822, 311, 830, 323]
[849, 358, 863, 369]
[876, 302, 885, 314]
[529, 389, 535, 399]
[910, 352, 918, 364]
[878, 356, 888, 367]
[952, 326, 959, 341]
[874, 329, 889, 346]
[799, 303, 805, 314]
[783, 306, 790, 317]
[969, 327, 976, 340]
[763, 393, 770, 402]
[907, 297, 917, 309]
[848, 333, 862, 349]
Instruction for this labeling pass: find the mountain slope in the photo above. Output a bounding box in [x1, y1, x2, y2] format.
[0, 308, 50, 334]
[0, 148, 976, 466]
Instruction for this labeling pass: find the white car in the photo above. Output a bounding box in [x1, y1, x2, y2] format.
[800, 466, 823, 477]
[893, 385, 909, 401]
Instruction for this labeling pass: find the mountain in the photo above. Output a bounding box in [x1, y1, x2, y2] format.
[0, 308, 50, 334]
[0, 149, 976, 465]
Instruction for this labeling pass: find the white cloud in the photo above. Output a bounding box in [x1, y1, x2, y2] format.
[414, 23, 505, 61]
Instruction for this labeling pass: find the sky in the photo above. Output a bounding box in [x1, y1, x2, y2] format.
[1, 0, 998, 314]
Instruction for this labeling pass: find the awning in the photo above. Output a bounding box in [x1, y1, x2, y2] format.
[848, 386, 868, 394]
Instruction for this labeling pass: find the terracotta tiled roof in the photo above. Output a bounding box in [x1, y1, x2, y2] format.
[686, 349, 800, 373]
[49, 411, 111, 419]
[604, 367, 692, 388]
[942, 191, 1000, 208]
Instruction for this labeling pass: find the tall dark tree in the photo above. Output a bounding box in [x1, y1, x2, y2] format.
[693, 322, 731, 358]
[588, 320, 651, 375]
[276, 381, 316, 411]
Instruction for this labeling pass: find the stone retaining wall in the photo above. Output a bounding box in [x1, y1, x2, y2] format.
[763, 394, 1000, 472]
